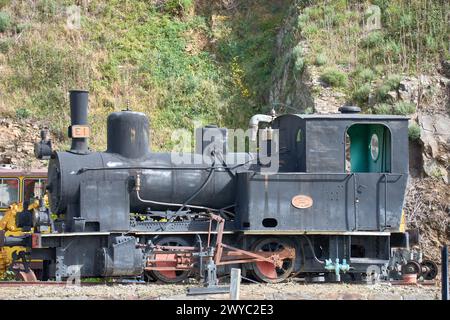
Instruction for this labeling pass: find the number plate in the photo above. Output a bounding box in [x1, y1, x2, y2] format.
[71, 125, 90, 138]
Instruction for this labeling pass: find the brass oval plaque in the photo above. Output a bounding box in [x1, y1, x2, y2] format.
[291, 195, 313, 209]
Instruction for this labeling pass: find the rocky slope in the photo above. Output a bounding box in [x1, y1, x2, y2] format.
[0, 118, 65, 170]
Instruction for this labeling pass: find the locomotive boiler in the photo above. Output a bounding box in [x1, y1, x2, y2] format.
[46, 90, 245, 234]
[0, 89, 438, 284]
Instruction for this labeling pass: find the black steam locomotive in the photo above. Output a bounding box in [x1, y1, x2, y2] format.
[1, 90, 438, 284]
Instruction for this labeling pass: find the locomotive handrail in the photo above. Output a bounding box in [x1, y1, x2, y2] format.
[266, 172, 404, 176]
[383, 173, 387, 231]
[135, 189, 229, 214]
[74, 152, 281, 175]
[76, 165, 224, 175]
[75, 164, 248, 175]
[353, 173, 357, 231]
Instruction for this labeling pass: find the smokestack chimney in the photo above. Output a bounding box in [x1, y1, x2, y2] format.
[68, 90, 90, 154]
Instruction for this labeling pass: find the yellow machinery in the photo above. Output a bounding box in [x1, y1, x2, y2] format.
[0, 201, 38, 278]
[0, 169, 48, 280]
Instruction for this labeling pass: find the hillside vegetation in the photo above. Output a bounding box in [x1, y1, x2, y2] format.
[0, 0, 288, 150]
[0, 0, 448, 151]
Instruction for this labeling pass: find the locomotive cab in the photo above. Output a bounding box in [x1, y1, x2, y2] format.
[237, 113, 409, 232]
[236, 113, 411, 276]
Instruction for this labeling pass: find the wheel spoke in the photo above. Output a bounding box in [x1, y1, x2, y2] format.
[149, 237, 191, 284]
[251, 238, 296, 283]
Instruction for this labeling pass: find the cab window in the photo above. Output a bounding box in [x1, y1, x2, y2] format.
[0, 178, 19, 208]
[23, 178, 47, 203]
[346, 124, 391, 173]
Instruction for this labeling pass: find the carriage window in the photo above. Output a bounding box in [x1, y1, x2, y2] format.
[0, 178, 19, 208]
[23, 178, 47, 203]
[346, 124, 391, 173]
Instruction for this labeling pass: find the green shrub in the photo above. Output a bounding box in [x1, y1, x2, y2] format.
[398, 12, 414, 28]
[163, 0, 193, 15]
[31, 88, 66, 114]
[373, 103, 392, 114]
[374, 84, 392, 102]
[323, 6, 334, 17]
[0, 38, 11, 53]
[383, 40, 401, 61]
[330, 12, 346, 27]
[425, 35, 438, 51]
[385, 74, 402, 90]
[297, 13, 309, 29]
[374, 74, 402, 102]
[430, 167, 444, 179]
[358, 68, 376, 82]
[292, 44, 305, 72]
[304, 106, 314, 114]
[445, 51, 450, 61]
[16, 108, 31, 119]
[303, 7, 322, 21]
[393, 101, 416, 115]
[292, 44, 303, 58]
[294, 57, 305, 72]
[15, 22, 31, 33]
[314, 53, 327, 66]
[36, 0, 57, 17]
[0, 11, 11, 32]
[320, 68, 348, 88]
[374, 65, 385, 75]
[0, 0, 11, 9]
[304, 23, 319, 36]
[352, 83, 371, 104]
[360, 31, 384, 48]
[408, 123, 421, 141]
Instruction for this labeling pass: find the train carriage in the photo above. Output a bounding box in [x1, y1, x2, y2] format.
[0, 168, 47, 216]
